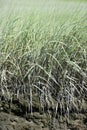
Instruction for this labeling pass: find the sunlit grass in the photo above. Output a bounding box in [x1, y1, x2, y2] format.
[0, 0, 87, 122]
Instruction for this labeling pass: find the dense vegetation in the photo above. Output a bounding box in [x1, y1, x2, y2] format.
[0, 0, 87, 129]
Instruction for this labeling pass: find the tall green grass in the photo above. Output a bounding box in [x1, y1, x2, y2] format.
[0, 0, 87, 122]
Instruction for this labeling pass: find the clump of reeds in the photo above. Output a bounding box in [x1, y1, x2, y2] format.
[0, 12, 87, 123]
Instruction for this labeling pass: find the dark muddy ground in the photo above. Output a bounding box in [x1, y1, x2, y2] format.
[0, 95, 87, 130]
[0, 111, 87, 130]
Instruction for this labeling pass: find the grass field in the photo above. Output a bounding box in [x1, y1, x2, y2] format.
[0, 0, 87, 119]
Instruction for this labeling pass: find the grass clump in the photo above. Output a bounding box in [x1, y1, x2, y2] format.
[0, 0, 87, 124]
